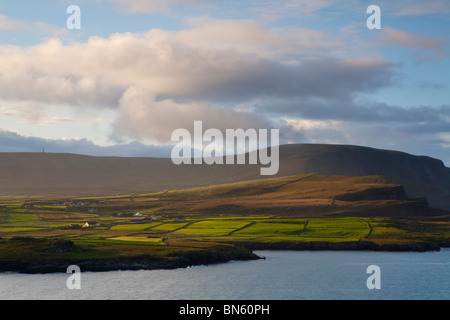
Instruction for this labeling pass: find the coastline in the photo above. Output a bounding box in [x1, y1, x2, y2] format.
[0, 244, 262, 274]
[232, 240, 450, 252]
[1, 240, 449, 274]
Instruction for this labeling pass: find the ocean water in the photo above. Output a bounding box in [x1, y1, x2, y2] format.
[1, 249, 449, 300]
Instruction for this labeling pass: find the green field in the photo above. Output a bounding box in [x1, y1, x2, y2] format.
[0, 174, 449, 271]
[110, 222, 162, 231]
[1, 212, 443, 245]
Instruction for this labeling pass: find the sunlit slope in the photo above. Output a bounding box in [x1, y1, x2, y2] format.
[0, 144, 449, 209]
[159, 174, 442, 217]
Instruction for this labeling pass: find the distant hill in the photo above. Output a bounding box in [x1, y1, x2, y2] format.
[0, 144, 449, 209]
[276, 144, 450, 210]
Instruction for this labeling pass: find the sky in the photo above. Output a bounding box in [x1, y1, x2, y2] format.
[0, 0, 449, 164]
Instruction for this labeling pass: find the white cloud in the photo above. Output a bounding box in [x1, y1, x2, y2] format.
[0, 20, 355, 120]
[285, 118, 343, 131]
[0, 17, 415, 147]
[181, 18, 345, 61]
[0, 14, 24, 31]
[114, 86, 270, 143]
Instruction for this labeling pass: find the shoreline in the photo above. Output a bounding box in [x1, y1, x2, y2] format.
[0, 249, 261, 274]
[233, 240, 450, 252]
[1, 240, 449, 274]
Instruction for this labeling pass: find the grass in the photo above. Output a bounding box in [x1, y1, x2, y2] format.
[234, 222, 305, 236]
[0, 201, 24, 207]
[0, 227, 46, 232]
[109, 222, 162, 231]
[301, 218, 369, 240]
[0, 174, 449, 266]
[150, 222, 190, 232]
[5, 213, 39, 223]
[174, 220, 252, 236]
[37, 206, 67, 210]
[110, 236, 163, 244]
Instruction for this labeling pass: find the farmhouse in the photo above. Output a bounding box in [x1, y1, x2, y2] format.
[142, 216, 160, 222]
[83, 221, 99, 228]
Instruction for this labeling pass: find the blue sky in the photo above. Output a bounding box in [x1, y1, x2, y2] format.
[0, 0, 449, 164]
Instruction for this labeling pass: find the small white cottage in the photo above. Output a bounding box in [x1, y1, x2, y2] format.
[83, 221, 99, 228]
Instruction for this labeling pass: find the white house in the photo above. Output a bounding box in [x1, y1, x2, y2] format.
[83, 221, 99, 228]
[143, 216, 160, 222]
[134, 213, 143, 217]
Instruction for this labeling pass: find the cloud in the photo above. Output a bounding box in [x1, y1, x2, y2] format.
[0, 14, 24, 31]
[260, 94, 450, 124]
[280, 117, 450, 165]
[114, 86, 271, 143]
[0, 20, 390, 128]
[109, 0, 203, 13]
[33, 22, 70, 38]
[379, 27, 448, 60]
[0, 129, 172, 157]
[0, 21, 379, 105]
[180, 18, 346, 61]
[0, 14, 71, 39]
[0, 13, 446, 164]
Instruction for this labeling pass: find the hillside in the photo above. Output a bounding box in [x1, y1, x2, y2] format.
[150, 174, 442, 218]
[0, 144, 449, 209]
[277, 144, 450, 210]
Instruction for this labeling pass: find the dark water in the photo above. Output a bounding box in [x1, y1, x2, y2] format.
[1, 250, 449, 300]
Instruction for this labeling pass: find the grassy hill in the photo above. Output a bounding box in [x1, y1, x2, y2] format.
[0, 144, 449, 209]
[154, 173, 439, 218]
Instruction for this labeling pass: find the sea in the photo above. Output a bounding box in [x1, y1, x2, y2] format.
[0, 249, 449, 300]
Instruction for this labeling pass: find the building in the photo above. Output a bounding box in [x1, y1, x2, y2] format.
[83, 221, 99, 228]
[143, 216, 160, 222]
[71, 201, 84, 207]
